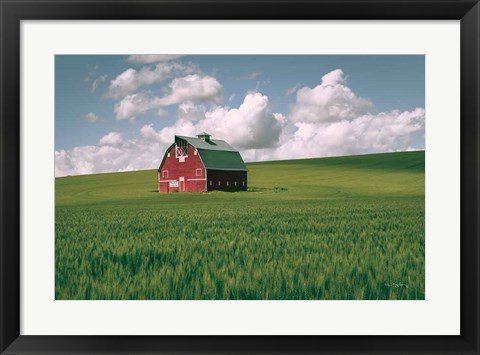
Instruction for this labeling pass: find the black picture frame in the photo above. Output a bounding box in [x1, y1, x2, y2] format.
[1, 0, 479, 354]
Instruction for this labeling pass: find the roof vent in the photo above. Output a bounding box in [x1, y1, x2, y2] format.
[197, 132, 211, 142]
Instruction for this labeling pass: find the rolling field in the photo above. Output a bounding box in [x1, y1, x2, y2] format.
[55, 151, 425, 300]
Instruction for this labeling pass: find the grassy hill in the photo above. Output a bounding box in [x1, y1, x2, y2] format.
[55, 151, 425, 300]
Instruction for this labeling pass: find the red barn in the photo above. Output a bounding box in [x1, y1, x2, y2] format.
[158, 133, 248, 193]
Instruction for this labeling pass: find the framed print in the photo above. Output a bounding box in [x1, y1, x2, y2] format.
[1, 0, 479, 354]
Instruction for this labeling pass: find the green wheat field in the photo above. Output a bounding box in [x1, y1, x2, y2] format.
[55, 151, 425, 300]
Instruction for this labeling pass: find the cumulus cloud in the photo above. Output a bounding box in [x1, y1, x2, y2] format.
[56, 106, 424, 176]
[55, 127, 171, 176]
[56, 68, 425, 177]
[177, 101, 207, 121]
[55, 145, 144, 177]
[56, 92, 283, 176]
[273, 108, 425, 160]
[127, 55, 186, 64]
[99, 132, 123, 146]
[156, 75, 222, 106]
[195, 92, 283, 149]
[107, 62, 195, 99]
[82, 112, 101, 123]
[113, 75, 222, 120]
[114, 92, 157, 121]
[289, 69, 373, 123]
[140, 92, 283, 150]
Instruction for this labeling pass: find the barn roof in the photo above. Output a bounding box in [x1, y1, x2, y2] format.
[175, 136, 247, 171]
[175, 135, 248, 171]
[158, 136, 248, 171]
[175, 135, 237, 152]
[197, 150, 247, 171]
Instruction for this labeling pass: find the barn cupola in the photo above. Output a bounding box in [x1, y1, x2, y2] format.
[197, 132, 211, 142]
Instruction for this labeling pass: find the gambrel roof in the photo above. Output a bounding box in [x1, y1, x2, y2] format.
[175, 135, 238, 152]
[158, 135, 248, 172]
[196, 149, 247, 171]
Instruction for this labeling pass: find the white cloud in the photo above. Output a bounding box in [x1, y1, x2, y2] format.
[56, 92, 282, 176]
[56, 68, 425, 177]
[91, 74, 107, 93]
[55, 146, 122, 176]
[155, 92, 283, 150]
[99, 132, 123, 146]
[144, 119, 198, 146]
[107, 62, 195, 99]
[177, 101, 207, 121]
[55, 150, 76, 177]
[55, 126, 173, 176]
[113, 75, 222, 120]
[272, 108, 425, 160]
[114, 92, 156, 121]
[55, 106, 424, 177]
[127, 55, 185, 64]
[289, 69, 373, 123]
[131, 92, 283, 150]
[157, 74, 222, 106]
[55, 127, 172, 177]
[139, 124, 164, 141]
[108, 68, 145, 99]
[82, 112, 101, 123]
[195, 92, 283, 149]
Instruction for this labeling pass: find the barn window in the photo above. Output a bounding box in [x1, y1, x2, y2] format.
[234, 181, 237, 186]
[196, 168, 202, 176]
[175, 141, 188, 158]
[194, 150, 197, 155]
[242, 181, 245, 186]
[167, 152, 170, 157]
[209, 180, 212, 186]
[226, 181, 229, 186]
[162, 170, 168, 178]
[218, 181, 221, 186]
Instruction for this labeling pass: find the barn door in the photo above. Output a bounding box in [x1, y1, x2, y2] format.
[179, 176, 185, 192]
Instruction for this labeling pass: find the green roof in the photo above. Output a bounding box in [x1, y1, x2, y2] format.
[175, 135, 237, 152]
[175, 135, 247, 171]
[197, 149, 247, 171]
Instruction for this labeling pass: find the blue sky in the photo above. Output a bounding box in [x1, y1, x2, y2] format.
[55, 55, 425, 176]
